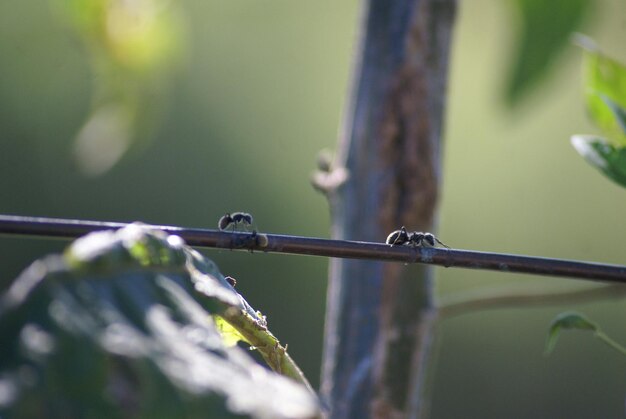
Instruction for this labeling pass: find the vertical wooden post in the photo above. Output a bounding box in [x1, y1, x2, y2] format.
[318, 0, 456, 417]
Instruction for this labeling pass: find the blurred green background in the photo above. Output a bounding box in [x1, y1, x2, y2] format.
[1, 0, 625, 417]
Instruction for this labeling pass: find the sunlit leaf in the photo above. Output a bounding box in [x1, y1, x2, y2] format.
[545, 311, 597, 355]
[504, 0, 592, 105]
[600, 94, 626, 137]
[214, 315, 251, 347]
[571, 135, 626, 188]
[578, 38, 626, 145]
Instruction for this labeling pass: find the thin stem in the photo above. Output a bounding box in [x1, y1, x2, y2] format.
[1, 214, 625, 283]
[595, 331, 626, 356]
[437, 284, 626, 319]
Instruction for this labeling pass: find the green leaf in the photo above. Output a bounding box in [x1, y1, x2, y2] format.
[505, 0, 592, 105]
[579, 39, 626, 145]
[545, 311, 597, 355]
[571, 135, 626, 188]
[214, 315, 251, 347]
[1, 225, 319, 418]
[545, 311, 626, 357]
[600, 94, 626, 136]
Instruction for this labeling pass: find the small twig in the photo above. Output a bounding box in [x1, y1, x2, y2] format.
[0, 214, 625, 283]
[438, 284, 626, 319]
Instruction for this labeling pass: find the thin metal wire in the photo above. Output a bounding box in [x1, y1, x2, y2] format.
[0, 214, 625, 283]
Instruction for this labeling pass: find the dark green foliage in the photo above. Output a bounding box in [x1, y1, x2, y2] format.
[0, 225, 319, 419]
[505, 0, 592, 105]
[571, 135, 626, 187]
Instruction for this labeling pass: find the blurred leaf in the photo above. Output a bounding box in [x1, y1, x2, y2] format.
[50, 0, 107, 36]
[545, 311, 626, 357]
[600, 95, 626, 135]
[50, 0, 185, 175]
[578, 38, 626, 145]
[505, 0, 592, 105]
[0, 225, 320, 418]
[52, 0, 182, 73]
[571, 135, 626, 188]
[72, 103, 135, 176]
[545, 311, 597, 355]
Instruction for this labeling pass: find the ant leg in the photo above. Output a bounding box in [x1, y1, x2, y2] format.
[434, 237, 450, 249]
[248, 230, 258, 253]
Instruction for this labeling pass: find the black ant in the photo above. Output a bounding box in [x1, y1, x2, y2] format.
[218, 212, 254, 231]
[386, 227, 450, 248]
[218, 212, 267, 252]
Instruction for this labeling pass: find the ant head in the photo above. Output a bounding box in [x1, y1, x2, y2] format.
[422, 233, 435, 247]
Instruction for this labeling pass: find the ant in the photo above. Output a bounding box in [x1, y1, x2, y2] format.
[386, 227, 450, 249]
[218, 212, 267, 252]
[218, 212, 254, 232]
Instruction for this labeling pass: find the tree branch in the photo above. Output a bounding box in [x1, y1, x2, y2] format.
[0, 214, 625, 283]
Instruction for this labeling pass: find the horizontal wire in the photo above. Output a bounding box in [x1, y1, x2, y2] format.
[0, 214, 625, 283]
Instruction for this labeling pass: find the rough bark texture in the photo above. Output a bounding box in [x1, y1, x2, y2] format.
[319, 0, 456, 417]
